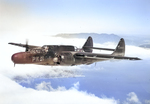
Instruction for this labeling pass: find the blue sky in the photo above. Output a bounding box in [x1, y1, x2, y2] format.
[25, 0, 150, 35]
[1, 0, 150, 36]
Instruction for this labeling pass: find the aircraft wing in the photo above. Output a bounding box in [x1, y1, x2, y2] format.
[8, 42, 41, 49]
[74, 52, 141, 60]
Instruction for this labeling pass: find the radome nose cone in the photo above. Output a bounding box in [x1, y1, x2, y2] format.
[11, 53, 23, 63]
[11, 52, 32, 64]
[12, 53, 19, 63]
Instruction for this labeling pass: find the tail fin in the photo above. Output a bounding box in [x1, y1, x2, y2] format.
[112, 38, 125, 56]
[82, 36, 93, 52]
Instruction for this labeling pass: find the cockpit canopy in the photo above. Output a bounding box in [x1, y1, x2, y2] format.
[42, 45, 75, 53]
[28, 45, 84, 55]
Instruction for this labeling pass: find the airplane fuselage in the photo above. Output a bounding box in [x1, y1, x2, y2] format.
[11, 45, 102, 66]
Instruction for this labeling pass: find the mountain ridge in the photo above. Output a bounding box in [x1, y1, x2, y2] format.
[53, 33, 150, 47]
[54, 33, 121, 43]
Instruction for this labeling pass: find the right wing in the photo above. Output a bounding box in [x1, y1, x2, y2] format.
[8, 42, 41, 49]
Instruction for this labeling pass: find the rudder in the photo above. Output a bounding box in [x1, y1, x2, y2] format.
[112, 38, 125, 56]
[82, 36, 93, 53]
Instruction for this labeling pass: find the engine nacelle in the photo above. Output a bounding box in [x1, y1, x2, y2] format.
[59, 52, 75, 65]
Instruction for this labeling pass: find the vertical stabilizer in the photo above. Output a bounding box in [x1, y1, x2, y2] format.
[82, 36, 93, 52]
[112, 38, 125, 56]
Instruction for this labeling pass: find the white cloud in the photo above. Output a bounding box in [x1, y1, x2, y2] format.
[1, 65, 84, 83]
[126, 92, 140, 103]
[0, 74, 118, 104]
[94, 42, 150, 60]
[35, 81, 66, 91]
[35, 81, 54, 91]
[0, 25, 150, 104]
[145, 100, 150, 104]
[125, 45, 150, 60]
[35, 81, 80, 92]
[123, 92, 142, 104]
[72, 81, 80, 90]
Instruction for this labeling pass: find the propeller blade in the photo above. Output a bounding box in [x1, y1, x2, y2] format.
[25, 39, 29, 52]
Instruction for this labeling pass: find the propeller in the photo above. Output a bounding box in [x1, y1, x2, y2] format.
[25, 39, 29, 52]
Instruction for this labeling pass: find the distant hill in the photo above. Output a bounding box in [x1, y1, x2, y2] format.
[53, 33, 150, 46]
[121, 35, 150, 46]
[54, 33, 121, 43]
[139, 44, 150, 48]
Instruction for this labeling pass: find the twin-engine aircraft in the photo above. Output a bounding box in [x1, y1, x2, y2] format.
[9, 36, 141, 66]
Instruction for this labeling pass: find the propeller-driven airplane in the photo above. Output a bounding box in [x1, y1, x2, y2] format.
[9, 36, 141, 66]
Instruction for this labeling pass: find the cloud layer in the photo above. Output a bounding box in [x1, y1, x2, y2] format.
[0, 35, 150, 104]
[0, 74, 118, 104]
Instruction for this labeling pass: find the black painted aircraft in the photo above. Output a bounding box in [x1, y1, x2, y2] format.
[9, 36, 141, 66]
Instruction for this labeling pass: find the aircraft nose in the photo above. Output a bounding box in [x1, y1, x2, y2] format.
[12, 53, 23, 63]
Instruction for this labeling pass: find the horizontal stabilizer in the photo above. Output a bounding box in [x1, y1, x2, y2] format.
[74, 52, 141, 60]
[83, 46, 115, 51]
